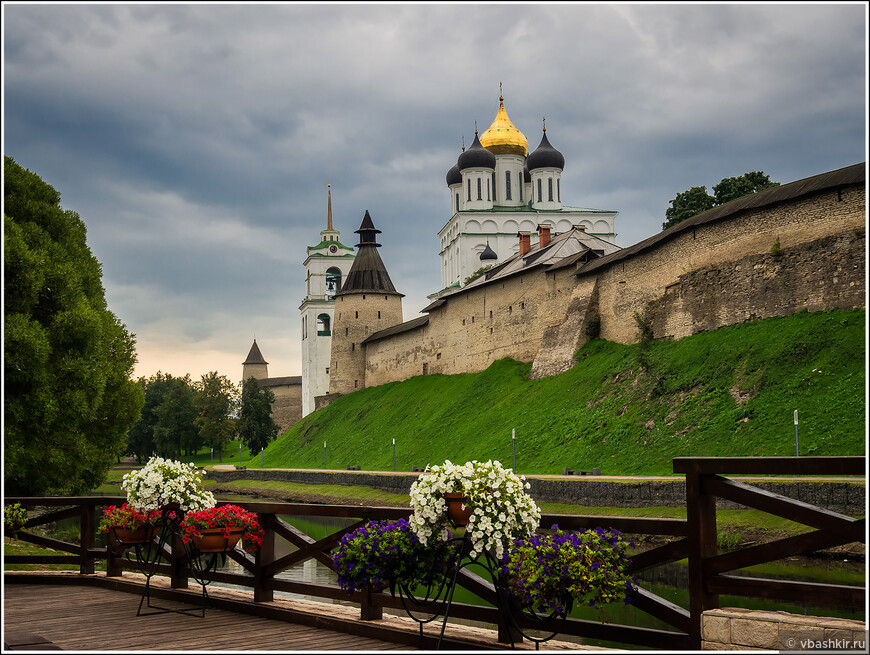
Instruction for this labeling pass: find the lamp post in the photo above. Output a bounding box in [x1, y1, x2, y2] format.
[210, 447, 213, 465]
[794, 409, 800, 456]
[323, 441, 327, 468]
[512, 428, 517, 473]
[392, 438, 396, 471]
[261, 448, 264, 468]
[239, 440, 242, 465]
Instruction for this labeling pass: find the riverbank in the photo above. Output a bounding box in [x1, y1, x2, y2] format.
[203, 466, 866, 515]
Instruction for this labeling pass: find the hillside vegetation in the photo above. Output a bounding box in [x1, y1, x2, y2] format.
[264, 309, 865, 475]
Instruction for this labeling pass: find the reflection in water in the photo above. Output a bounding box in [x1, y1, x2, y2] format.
[212, 515, 348, 604]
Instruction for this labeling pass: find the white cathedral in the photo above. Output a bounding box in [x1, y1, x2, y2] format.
[438, 89, 617, 291]
[245, 91, 619, 424]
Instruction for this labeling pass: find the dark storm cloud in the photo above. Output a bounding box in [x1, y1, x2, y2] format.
[3, 2, 865, 380]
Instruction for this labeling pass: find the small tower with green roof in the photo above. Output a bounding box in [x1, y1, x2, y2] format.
[300, 185, 355, 416]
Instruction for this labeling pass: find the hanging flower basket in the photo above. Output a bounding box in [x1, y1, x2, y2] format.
[99, 503, 161, 546]
[122, 457, 215, 513]
[442, 492, 472, 526]
[409, 459, 541, 560]
[180, 504, 264, 553]
[501, 526, 636, 614]
[192, 527, 244, 553]
[333, 518, 454, 596]
[112, 525, 158, 545]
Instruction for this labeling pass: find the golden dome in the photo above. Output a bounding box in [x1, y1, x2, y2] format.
[480, 93, 528, 157]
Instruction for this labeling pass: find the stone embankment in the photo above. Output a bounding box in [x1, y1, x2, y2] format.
[205, 468, 865, 515]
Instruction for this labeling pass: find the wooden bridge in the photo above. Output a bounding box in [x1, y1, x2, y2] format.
[4, 457, 865, 650]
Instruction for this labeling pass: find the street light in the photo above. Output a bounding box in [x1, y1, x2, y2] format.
[392, 438, 396, 471]
[794, 409, 800, 456]
[512, 428, 517, 473]
[323, 441, 327, 468]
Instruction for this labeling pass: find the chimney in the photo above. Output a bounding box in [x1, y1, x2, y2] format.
[537, 224, 552, 248]
[518, 231, 531, 256]
[574, 224, 587, 232]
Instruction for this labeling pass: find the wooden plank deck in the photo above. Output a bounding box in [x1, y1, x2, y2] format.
[3, 584, 409, 651]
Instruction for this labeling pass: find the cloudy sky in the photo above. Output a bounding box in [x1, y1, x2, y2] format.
[3, 3, 867, 384]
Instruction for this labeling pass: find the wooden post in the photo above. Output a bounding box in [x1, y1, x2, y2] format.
[106, 531, 123, 577]
[254, 514, 275, 603]
[497, 610, 523, 645]
[79, 503, 95, 574]
[686, 470, 719, 648]
[359, 588, 383, 621]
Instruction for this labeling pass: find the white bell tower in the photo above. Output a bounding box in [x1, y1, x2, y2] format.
[300, 185, 355, 416]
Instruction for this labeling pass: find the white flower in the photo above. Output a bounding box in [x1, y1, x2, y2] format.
[408, 459, 540, 557]
[122, 457, 215, 512]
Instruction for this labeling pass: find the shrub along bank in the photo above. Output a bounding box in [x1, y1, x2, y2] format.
[262, 309, 865, 476]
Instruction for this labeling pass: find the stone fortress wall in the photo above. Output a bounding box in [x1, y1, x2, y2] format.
[267, 383, 303, 435]
[592, 185, 865, 345]
[357, 173, 865, 389]
[364, 265, 579, 387]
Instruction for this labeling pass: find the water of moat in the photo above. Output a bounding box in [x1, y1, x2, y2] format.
[46, 502, 865, 650]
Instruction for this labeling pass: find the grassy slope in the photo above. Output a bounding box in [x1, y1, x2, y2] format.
[264, 309, 865, 475]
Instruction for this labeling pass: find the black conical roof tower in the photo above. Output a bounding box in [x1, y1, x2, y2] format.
[338, 211, 403, 296]
[242, 339, 268, 365]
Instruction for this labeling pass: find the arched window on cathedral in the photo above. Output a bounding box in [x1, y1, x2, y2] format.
[467, 178, 471, 201]
[455, 192, 460, 213]
[557, 178, 561, 202]
[537, 178, 542, 202]
[505, 170, 511, 200]
[316, 314, 331, 336]
[548, 178, 553, 202]
[325, 267, 342, 297]
[477, 177, 482, 201]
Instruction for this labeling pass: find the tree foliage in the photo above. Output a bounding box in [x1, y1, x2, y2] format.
[153, 374, 199, 459]
[663, 171, 779, 230]
[194, 371, 238, 462]
[4, 155, 144, 495]
[663, 186, 715, 230]
[237, 377, 280, 454]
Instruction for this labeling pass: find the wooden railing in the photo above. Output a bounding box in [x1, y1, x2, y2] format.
[674, 456, 866, 646]
[4, 456, 865, 649]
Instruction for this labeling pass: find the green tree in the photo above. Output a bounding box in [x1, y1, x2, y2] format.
[663, 186, 715, 230]
[152, 374, 199, 459]
[195, 371, 237, 462]
[4, 156, 144, 495]
[663, 171, 779, 230]
[712, 171, 780, 205]
[237, 377, 280, 455]
[126, 373, 171, 462]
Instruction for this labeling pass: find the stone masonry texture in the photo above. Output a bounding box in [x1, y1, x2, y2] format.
[702, 608, 866, 651]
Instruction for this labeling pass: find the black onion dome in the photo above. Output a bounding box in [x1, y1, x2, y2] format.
[480, 243, 498, 261]
[446, 162, 462, 186]
[526, 130, 565, 171]
[457, 132, 496, 171]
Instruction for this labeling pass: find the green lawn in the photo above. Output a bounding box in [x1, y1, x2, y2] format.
[259, 309, 864, 475]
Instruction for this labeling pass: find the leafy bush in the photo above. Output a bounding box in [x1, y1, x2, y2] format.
[4, 503, 28, 534]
